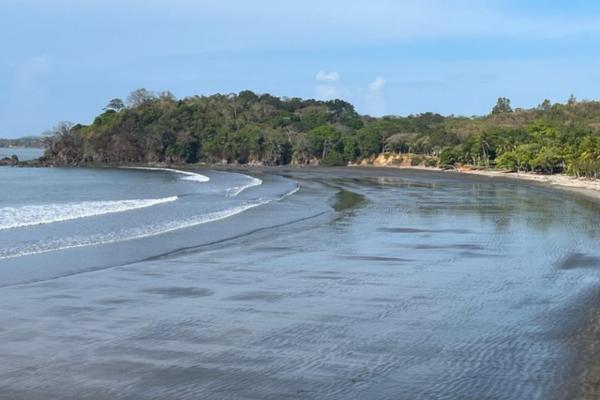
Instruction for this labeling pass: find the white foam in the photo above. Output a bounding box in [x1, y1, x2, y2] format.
[124, 167, 210, 183]
[279, 185, 300, 200]
[0, 196, 178, 231]
[0, 200, 268, 260]
[228, 175, 263, 196]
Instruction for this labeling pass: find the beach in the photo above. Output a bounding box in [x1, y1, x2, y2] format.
[450, 168, 600, 203]
[352, 160, 600, 202]
[0, 166, 599, 399]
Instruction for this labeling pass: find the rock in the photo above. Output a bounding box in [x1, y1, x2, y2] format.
[0, 155, 18, 166]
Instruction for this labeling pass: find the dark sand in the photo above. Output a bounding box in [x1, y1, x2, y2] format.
[0, 167, 599, 399]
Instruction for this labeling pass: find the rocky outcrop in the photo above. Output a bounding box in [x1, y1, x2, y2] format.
[0, 155, 18, 166]
[352, 153, 439, 168]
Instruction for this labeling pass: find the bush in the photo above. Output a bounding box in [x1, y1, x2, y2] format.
[321, 151, 346, 166]
[425, 158, 438, 168]
[411, 155, 424, 166]
[439, 147, 460, 167]
[495, 151, 518, 171]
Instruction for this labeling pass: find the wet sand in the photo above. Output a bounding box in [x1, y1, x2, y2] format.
[450, 168, 600, 203]
[351, 165, 600, 399]
[557, 287, 600, 399]
[1, 167, 599, 399]
[351, 163, 600, 203]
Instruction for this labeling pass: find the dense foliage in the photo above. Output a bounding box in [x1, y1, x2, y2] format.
[43, 91, 600, 177]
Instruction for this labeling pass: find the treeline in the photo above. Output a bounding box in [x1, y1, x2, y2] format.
[440, 97, 600, 178]
[42, 90, 600, 177]
[0, 136, 43, 148]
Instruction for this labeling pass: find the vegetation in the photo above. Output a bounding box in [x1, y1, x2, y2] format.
[42, 90, 600, 178]
[0, 136, 43, 148]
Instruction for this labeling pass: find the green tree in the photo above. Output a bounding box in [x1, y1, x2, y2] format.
[127, 88, 156, 108]
[307, 125, 342, 159]
[104, 98, 125, 112]
[492, 97, 513, 114]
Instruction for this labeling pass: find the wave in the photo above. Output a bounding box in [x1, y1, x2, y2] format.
[279, 185, 300, 200]
[0, 201, 268, 260]
[124, 167, 210, 183]
[0, 196, 178, 231]
[228, 175, 263, 196]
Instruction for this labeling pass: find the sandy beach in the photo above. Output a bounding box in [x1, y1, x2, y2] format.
[450, 168, 600, 203]
[1, 166, 599, 399]
[352, 160, 600, 203]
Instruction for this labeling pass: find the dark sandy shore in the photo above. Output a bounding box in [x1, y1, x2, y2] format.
[555, 287, 600, 399]
[0, 166, 599, 399]
[219, 166, 600, 400]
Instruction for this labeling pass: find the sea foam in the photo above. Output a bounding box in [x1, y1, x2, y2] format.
[0, 196, 178, 231]
[124, 167, 210, 182]
[228, 175, 263, 196]
[0, 200, 268, 259]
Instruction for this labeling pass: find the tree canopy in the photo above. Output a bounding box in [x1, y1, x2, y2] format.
[41, 90, 600, 178]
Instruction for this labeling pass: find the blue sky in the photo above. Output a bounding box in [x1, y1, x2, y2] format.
[2, 0, 600, 137]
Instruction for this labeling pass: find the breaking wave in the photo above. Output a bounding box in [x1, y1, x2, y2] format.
[123, 167, 210, 183]
[229, 175, 263, 196]
[0, 201, 268, 260]
[0, 196, 178, 231]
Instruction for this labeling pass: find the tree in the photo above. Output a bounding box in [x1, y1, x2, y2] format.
[538, 99, 551, 111]
[439, 147, 461, 167]
[307, 125, 342, 159]
[491, 97, 513, 114]
[127, 88, 156, 107]
[495, 151, 519, 171]
[568, 94, 577, 105]
[158, 91, 176, 102]
[531, 146, 563, 173]
[356, 128, 381, 157]
[37, 89, 600, 181]
[104, 98, 125, 112]
[43, 121, 83, 165]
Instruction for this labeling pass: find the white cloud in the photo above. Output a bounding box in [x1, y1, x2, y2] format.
[316, 71, 340, 82]
[368, 76, 385, 92]
[315, 71, 345, 99]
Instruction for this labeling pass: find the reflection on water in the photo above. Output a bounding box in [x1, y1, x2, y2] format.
[0, 167, 598, 399]
[332, 189, 365, 212]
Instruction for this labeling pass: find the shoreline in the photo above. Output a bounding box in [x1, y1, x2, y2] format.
[449, 168, 600, 203]
[347, 164, 600, 203]
[2, 163, 599, 397]
[21, 156, 600, 206]
[14, 158, 600, 203]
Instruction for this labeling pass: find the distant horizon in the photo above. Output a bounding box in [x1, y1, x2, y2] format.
[3, 1, 600, 137]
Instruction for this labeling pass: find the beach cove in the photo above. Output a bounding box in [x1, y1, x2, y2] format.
[0, 166, 598, 399]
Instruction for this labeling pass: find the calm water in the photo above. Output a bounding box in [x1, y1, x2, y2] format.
[0, 166, 598, 399]
[0, 147, 43, 161]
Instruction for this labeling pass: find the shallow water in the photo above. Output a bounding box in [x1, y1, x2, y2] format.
[0, 147, 43, 161]
[0, 167, 598, 399]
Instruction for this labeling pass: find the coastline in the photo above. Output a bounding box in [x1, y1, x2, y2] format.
[16, 155, 600, 204]
[348, 163, 600, 203]
[2, 163, 599, 398]
[449, 168, 600, 203]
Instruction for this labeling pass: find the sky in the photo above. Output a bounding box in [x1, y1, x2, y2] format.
[2, 1, 600, 137]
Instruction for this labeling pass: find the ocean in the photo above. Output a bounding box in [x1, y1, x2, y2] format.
[0, 147, 44, 161]
[0, 166, 598, 399]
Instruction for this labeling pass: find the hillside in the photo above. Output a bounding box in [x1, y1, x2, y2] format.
[0, 136, 43, 148]
[42, 90, 600, 177]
